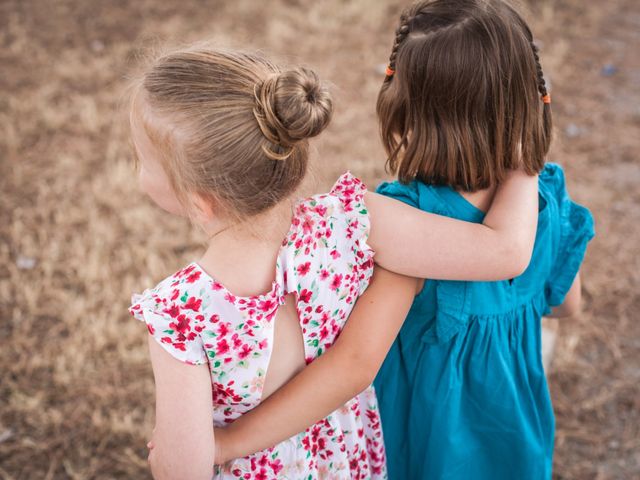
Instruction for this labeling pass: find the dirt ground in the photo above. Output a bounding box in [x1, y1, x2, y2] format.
[1, 0, 638, 478]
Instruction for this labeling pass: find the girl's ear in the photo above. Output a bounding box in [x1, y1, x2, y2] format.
[190, 192, 217, 223]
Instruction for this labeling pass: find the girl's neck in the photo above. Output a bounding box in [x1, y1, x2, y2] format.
[197, 200, 296, 297]
[458, 185, 498, 214]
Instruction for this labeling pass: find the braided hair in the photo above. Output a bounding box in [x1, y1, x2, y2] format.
[384, 14, 413, 80]
[376, 0, 553, 190]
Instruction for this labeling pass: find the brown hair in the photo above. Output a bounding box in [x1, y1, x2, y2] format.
[377, 0, 552, 191]
[132, 45, 332, 217]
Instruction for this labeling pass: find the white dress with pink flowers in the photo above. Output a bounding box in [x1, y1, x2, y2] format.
[130, 173, 386, 479]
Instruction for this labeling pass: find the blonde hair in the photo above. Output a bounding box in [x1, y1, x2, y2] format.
[132, 45, 333, 217]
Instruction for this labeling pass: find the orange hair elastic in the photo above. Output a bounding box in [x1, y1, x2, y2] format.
[385, 65, 395, 77]
[542, 94, 551, 104]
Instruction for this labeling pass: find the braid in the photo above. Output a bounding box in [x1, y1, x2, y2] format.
[531, 42, 550, 103]
[385, 13, 414, 80]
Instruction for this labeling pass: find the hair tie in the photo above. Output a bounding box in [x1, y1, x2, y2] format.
[541, 94, 551, 104]
[385, 65, 395, 77]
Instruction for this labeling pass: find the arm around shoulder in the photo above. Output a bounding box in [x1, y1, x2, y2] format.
[366, 169, 538, 281]
[214, 267, 419, 463]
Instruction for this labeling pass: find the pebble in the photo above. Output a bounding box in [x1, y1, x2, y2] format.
[601, 64, 617, 77]
[16, 255, 36, 270]
[565, 123, 582, 138]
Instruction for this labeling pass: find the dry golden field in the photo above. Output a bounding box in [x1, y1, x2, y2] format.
[1, 0, 639, 478]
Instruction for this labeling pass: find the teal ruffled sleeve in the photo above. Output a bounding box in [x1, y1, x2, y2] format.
[376, 180, 420, 208]
[541, 163, 595, 307]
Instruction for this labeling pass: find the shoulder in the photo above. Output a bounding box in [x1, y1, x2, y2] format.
[293, 172, 369, 237]
[129, 264, 211, 365]
[539, 162, 568, 197]
[130, 264, 210, 320]
[375, 179, 421, 208]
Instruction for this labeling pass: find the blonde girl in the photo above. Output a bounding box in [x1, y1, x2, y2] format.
[129, 44, 537, 479]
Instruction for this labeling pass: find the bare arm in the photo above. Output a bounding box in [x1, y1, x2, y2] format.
[549, 273, 582, 318]
[146, 337, 215, 480]
[368, 169, 539, 280]
[214, 267, 419, 463]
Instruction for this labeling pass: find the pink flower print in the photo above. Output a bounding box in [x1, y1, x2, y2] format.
[320, 326, 330, 340]
[163, 304, 180, 318]
[319, 269, 330, 280]
[178, 264, 195, 278]
[146, 323, 155, 335]
[299, 289, 313, 303]
[170, 314, 190, 333]
[217, 322, 230, 337]
[211, 281, 224, 291]
[315, 204, 328, 216]
[249, 375, 264, 394]
[294, 238, 303, 249]
[258, 299, 276, 312]
[232, 333, 242, 349]
[173, 342, 186, 352]
[297, 261, 311, 276]
[209, 314, 220, 323]
[186, 270, 201, 283]
[216, 338, 230, 355]
[224, 292, 236, 304]
[302, 216, 314, 234]
[170, 289, 180, 301]
[270, 458, 284, 475]
[255, 468, 268, 480]
[238, 343, 253, 359]
[330, 274, 343, 291]
[183, 296, 202, 312]
[330, 249, 341, 259]
[258, 339, 268, 350]
[366, 409, 379, 423]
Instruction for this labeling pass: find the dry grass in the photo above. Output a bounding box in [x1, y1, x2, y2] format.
[1, 0, 638, 478]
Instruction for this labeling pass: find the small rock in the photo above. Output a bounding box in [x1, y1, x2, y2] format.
[0, 429, 13, 444]
[16, 255, 36, 270]
[565, 123, 582, 138]
[601, 64, 617, 77]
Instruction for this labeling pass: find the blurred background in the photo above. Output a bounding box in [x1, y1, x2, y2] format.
[1, 0, 638, 478]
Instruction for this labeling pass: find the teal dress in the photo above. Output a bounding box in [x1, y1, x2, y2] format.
[373, 163, 595, 480]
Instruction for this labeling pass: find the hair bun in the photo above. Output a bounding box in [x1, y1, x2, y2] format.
[254, 67, 333, 160]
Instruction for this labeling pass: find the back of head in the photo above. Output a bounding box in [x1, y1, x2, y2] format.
[132, 45, 333, 217]
[377, 0, 552, 191]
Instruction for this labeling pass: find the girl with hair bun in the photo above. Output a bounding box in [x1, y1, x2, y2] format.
[129, 44, 538, 479]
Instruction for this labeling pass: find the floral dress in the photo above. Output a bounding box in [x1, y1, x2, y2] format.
[129, 173, 386, 480]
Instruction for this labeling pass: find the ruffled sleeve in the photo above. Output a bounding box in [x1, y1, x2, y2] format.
[375, 179, 420, 208]
[129, 265, 208, 365]
[541, 163, 595, 307]
[329, 172, 375, 293]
